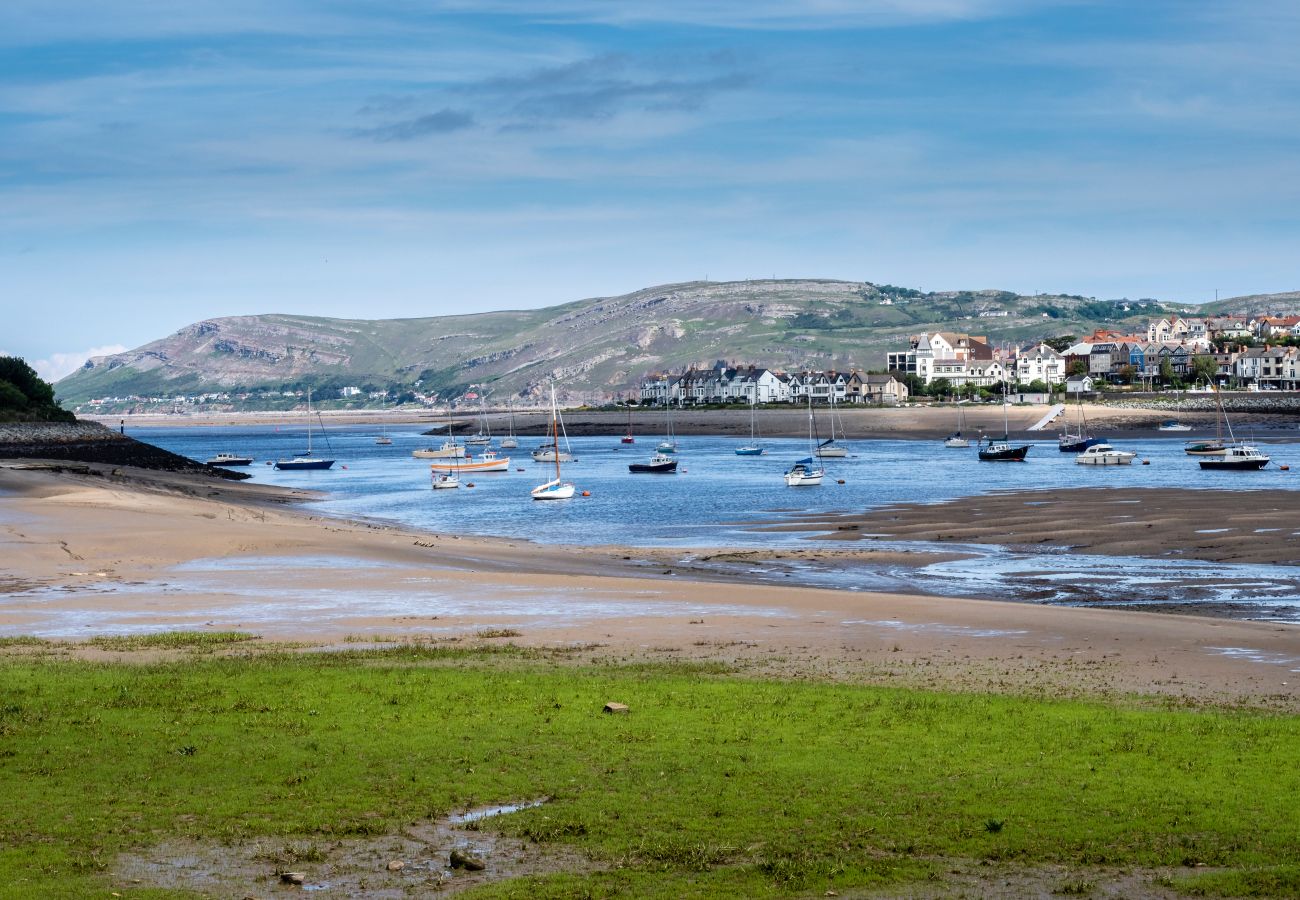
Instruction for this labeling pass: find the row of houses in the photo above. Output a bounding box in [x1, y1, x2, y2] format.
[639, 363, 910, 406]
[886, 332, 1069, 388]
[1147, 314, 1300, 345]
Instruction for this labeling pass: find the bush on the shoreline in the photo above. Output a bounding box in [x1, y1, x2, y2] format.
[0, 357, 76, 423]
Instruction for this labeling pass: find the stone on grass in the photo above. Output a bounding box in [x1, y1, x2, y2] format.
[603, 702, 629, 714]
[449, 848, 486, 871]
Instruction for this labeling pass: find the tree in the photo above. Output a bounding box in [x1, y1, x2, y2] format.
[1044, 335, 1076, 353]
[1117, 364, 1137, 384]
[1067, 360, 1088, 377]
[0, 356, 75, 422]
[1159, 357, 1174, 386]
[927, 377, 952, 398]
[1190, 354, 1219, 384]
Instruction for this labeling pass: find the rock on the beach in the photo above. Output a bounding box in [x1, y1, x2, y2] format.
[449, 848, 486, 871]
[603, 702, 630, 714]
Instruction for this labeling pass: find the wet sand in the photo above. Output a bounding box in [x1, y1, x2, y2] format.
[90, 403, 1300, 440]
[763, 487, 1300, 567]
[2, 461, 1297, 706]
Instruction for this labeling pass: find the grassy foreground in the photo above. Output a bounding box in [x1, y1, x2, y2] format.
[1, 639, 1299, 898]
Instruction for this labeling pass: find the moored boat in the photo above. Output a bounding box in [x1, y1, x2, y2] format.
[531, 385, 576, 500]
[785, 395, 826, 486]
[429, 450, 511, 473]
[274, 388, 335, 471]
[205, 452, 254, 466]
[1075, 443, 1136, 465]
[978, 384, 1030, 462]
[1158, 419, 1192, 432]
[1199, 445, 1270, 470]
[629, 452, 678, 473]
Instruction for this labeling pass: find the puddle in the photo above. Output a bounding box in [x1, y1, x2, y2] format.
[1207, 646, 1300, 672]
[841, 619, 1028, 639]
[448, 799, 547, 825]
[114, 799, 583, 896]
[1194, 528, 1234, 534]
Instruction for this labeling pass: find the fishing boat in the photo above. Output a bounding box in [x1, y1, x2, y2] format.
[621, 404, 635, 444]
[1200, 445, 1270, 470]
[1075, 443, 1136, 465]
[978, 384, 1030, 462]
[413, 440, 467, 459]
[1197, 388, 1269, 470]
[499, 401, 519, 449]
[274, 388, 335, 470]
[629, 451, 678, 473]
[1058, 395, 1103, 452]
[531, 385, 576, 500]
[735, 393, 764, 455]
[814, 393, 848, 457]
[784, 395, 826, 486]
[429, 449, 511, 473]
[205, 452, 254, 466]
[1158, 419, 1191, 432]
[943, 401, 970, 448]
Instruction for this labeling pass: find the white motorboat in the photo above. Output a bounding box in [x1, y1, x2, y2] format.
[206, 452, 254, 466]
[431, 472, 460, 489]
[413, 439, 467, 459]
[1158, 419, 1192, 432]
[1075, 443, 1136, 465]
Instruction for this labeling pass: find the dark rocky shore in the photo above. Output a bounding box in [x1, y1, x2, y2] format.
[0, 421, 248, 480]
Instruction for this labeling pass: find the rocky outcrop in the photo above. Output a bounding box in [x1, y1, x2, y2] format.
[0, 422, 247, 479]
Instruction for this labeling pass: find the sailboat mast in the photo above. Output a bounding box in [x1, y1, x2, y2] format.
[306, 387, 313, 454]
[550, 384, 561, 480]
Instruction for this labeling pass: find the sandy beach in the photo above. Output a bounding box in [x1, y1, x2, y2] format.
[2, 461, 1297, 707]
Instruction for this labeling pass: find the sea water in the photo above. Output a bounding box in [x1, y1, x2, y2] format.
[126, 425, 1300, 621]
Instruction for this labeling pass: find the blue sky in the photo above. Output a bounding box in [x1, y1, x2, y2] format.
[3, 1, 1298, 380]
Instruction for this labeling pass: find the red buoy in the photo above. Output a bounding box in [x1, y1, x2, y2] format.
[581, 490, 591, 497]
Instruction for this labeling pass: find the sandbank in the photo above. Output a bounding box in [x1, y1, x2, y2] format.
[2, 462, 1297, 707]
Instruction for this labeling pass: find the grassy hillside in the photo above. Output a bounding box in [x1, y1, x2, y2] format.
[55, 279, 1186, 407]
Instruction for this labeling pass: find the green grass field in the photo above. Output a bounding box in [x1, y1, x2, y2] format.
[2, 638, 1298, 897]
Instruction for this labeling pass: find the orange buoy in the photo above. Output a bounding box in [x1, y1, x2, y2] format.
[837, 479, 846, 484]
[581, 490, 591, 497]
[1281, 465, 1290, 471]
[466, 482, 475, 488]
[1142, 459, 1150, 465]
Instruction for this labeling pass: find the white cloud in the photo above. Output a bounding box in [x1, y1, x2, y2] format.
[32, 345, 127, 383]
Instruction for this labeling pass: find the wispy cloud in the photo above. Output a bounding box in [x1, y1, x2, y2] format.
[33, 344, 127, 382]
[351, 108, 475, 141]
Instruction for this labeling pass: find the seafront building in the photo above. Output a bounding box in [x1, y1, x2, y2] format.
[638, 362, 909, 406]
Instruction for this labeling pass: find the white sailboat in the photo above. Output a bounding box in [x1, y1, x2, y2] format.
[657, 402, 678, 453]
[375, 393, 392, 445]
[465, 398, 491, 446]
[784, 394, 826, 486]
[499, 400, 519, 449]
[813, 392, 848, 457]
[531, 397, 575, 462]
[944, 401, 970, 448]
[431, 423, 461, 488]
[735, 392, 764, 455]
[531, 385, 576, 500]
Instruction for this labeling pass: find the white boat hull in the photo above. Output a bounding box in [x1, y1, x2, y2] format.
[813, 447, 847, 458]
[531, 449, 574, 463]
[1076, 452, 1135, 465]
[429, 456, 511, 473]
[431, 475, 460, 489]
[413, 445, 467, 459]
[531, 478, 575, 500]
[499, 438, 518, 449]
[943, 438, 970, 448]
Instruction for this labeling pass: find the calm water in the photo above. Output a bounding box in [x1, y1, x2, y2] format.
[140, 423, 1300, 549]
